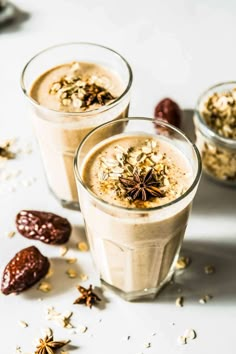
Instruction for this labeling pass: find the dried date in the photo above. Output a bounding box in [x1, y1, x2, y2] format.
[16, 210, 72, 245]
[1, 246, 50, 295]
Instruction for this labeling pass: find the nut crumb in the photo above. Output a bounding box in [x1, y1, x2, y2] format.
[199, 294, 213, 304]
[204, 265, 215, 274]
[175, 296, 184, 307]
[60, 246, 68, 257]
[79, 274, 89, 281]
[6, 230, 16, 238]
[66, 268, 78, 278]
[176, 256, 191, 270]
[38, 281, 52, 293]
[18, 320, 28, 328]
[66, 258, 77, 264]
[77, 241, 89, 252]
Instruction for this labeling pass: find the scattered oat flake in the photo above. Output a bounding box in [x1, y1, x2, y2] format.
[177, 335, 187, 345]
[78, 324, 88, 333]
[175, 296, 184, 307]
[80, 273, 89, 281]
[45, 268, 54, 279]
[77, 241, 89, 251]
[66, 268, 78, 278]
[38, 281, 52, 293]
[184, 329, 197, 340]
[47, 307, 73, 329]
[60, 246, 68, 257]
[66, 258, 77, 264]
[204, 265, 215, 274]
[18, 320, 28, 328]
[199, 294, 213, 304]
[176, 256, 191, 270]
[6, 230, 16, 238]
[145, 342, 151, 348]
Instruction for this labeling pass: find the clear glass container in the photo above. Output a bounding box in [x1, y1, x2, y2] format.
[20, 42, 133, 209]
[74, 117, 201, 301]
[194, 82, 236, 186]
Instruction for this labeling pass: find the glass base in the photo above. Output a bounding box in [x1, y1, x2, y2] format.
[49, 186, 80, 210]
[101, 270, 174, 301]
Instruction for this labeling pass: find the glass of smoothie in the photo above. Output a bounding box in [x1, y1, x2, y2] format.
[20, 43, 132, 209]
[74, 117, 201, 301]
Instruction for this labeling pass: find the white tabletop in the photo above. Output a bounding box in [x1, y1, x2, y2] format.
[0, 1, 236, 353]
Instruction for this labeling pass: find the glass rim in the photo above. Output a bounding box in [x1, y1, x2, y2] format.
[195, 81, 236, 148]
[74, 117, 202, 213]
[20, 42, 133, 117]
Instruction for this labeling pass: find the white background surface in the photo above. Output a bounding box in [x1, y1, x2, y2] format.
[0, 0, 236, 353]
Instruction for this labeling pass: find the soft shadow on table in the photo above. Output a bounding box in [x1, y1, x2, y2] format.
[157, 239, 236, 304]
[67, 224, 89, 250]
[0, 2, 30, 33]
[180, 108, 195, 142]
[23, 257, 84, 299]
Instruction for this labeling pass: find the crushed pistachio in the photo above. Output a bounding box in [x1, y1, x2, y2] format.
[49, 62, 116, 110]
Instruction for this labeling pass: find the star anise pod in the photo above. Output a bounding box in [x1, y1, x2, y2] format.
[35, 335, 69, 354]
[119, 169, 164, 201]
[74, 284, 101, 308]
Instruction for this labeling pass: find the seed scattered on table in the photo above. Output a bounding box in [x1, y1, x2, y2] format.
[176, 256, 191, 270]
[60, 246, 68, 257]
[204, 265, 215, 274]
[66, 268, 78, 278]
[18, 320, 28, 328]
[77, 241, 89, 252]
[175, 296, 184, 307]
[38, 281, 52, 293]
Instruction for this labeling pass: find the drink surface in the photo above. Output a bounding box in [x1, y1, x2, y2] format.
[30, 61, 124, 113]
[81, 133, 193, 209]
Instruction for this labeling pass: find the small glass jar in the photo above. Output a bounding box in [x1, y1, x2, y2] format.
[194, 82, 236, 186]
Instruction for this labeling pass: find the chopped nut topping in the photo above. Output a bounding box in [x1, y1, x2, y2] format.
[176, 256, 191, 270]
[97, 139, 185, 207]
[204, 265, 215, 275]
[45, 268, 54, 279]
[49, 62, 116, 111]
[201, 88, 236, 139]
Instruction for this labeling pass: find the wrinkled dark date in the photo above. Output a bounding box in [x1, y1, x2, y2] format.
[1, 246, 50, 295]
[154, 98, 182, 128]
[16, 210, 72, 245]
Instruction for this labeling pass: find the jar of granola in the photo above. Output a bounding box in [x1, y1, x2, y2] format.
[194, 82, 236, 186]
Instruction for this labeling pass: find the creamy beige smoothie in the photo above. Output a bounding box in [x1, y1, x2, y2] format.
[77, 131, 197, 299]
[29, 61, 129, 208]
